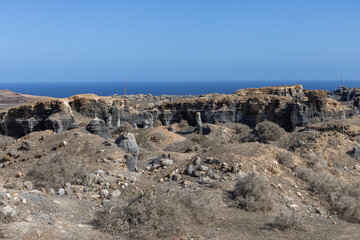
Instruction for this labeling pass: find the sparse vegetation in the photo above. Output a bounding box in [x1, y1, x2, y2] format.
[233, 173, 273, 212]
[164, 140, 200, 153]
[25, 155, 87, 189]
[93, 189, 217, 239]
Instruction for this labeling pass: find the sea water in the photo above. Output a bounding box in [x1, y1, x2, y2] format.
[0, 80, 359, 98]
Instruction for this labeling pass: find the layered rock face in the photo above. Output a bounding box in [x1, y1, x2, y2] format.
[0, 85, 356, 137]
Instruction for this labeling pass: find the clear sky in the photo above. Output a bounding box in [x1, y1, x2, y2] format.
[0, 0, 359, 82]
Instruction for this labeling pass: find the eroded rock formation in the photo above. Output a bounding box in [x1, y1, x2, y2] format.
[0, 85, 357, 137]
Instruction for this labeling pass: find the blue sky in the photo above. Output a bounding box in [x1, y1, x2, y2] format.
[0, 0, 359, 82]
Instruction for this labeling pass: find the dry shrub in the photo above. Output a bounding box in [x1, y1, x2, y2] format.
[310, 173, 342, 198]
[25, 155, 87, 189]
[277, 151, 295, 168]
[190, 134, 207, 144]
[294, 166, 315, 182]
[294, 169, 360, 224]
[254, 121, 285, 143]
[233, 173, 273, 212]
[112, 122, 134, 134]
[135, 131, 150, 146]
[179, 120, 189, 129]
[235, 124, 252, 141]
[331, 182, 360, 223]
[150, 132, 166, 142]
[273, 209, 302, 231]
[221, 123, 253, 142]
[94, 189, 218, 239]
[139, 141, 161, 152]
[153, 119, 163, 127]
[301, 152, 327, 170]
[164, 140, 200, 153]
[0, 134, 15, 148]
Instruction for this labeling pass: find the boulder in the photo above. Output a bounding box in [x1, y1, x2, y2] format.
[86, 118, 112, 138]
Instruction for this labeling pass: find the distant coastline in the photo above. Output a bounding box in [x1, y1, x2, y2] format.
[1, 80, 359, 98]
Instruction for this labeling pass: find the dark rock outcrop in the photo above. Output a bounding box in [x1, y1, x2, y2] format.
[331, 86, 360, 101]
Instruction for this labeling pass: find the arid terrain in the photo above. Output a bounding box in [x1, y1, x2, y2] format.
[1, 86, 360, 239]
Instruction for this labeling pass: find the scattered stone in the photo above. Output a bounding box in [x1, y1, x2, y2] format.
[212, 174, 220, 180]
[186, 165, 194, 176]
[65, 184, 73, 195]
[1, 206, 16, 217]
[199, 177, 212, 184]
[110, 190, 121, 199]
[193, 156, 201, 166]
[19, 140, 31, 151]
[194, 171, 205, 177]
[206, 157, 215, 164]
[172, 173, 182, 181]
[221, 162, 229, 171]
[160, 159, 173, 166]
[58, 188, 65, 196]
[100, 189, 109, 198]
[48, 188, 55, 195]
[23, 181, 33, 190]
[15, 172, 23, 178]
[101, 199, 111, 207]
[59, 141, 67, 147]
[315, 208, 325, 215]
[197, 165, 208, 171]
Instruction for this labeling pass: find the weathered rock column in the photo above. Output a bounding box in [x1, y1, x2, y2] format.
[196, 112, 203, 129]
[115, 133, 139, 172]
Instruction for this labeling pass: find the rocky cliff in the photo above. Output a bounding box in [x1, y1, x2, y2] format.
[0, 85, 356, 137]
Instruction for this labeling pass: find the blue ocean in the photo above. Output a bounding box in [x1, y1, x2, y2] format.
[0, 80, 359, 98]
